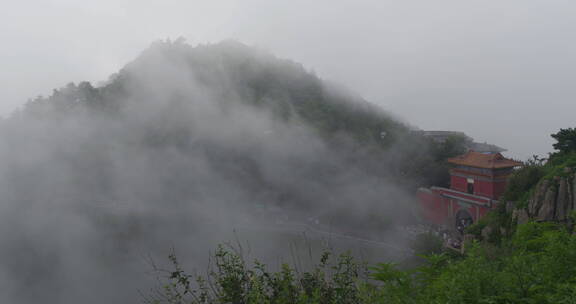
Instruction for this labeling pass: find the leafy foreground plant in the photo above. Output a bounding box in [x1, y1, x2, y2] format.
[144, 244, 377, 304]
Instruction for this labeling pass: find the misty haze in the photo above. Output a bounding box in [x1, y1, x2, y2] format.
[1, 1, 575, 304]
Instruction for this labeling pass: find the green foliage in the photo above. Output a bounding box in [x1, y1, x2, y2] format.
[543, 152, 576, 180]
[433, 135, 470, 161]
[551, 127, 576, 155]
[369, 263, 415, 303]
[504, 128, 576, 207]
[503, 152, 576, 224]
[503, 156, 545, 203]
[421, 223, 576, 303]
[464, 220, 486, 239]
[147, 246, 367, 304]
[466, 202, 513, 245]
[411, 135, 470, 189]
[410, 232, 443, 256]
[147, 221, 576, 303]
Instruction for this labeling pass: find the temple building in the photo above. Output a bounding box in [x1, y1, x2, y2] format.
[417, 151, 522, 233]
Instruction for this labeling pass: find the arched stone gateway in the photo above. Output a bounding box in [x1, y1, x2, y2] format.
[455, 209, 473, 235]
[417, 151, 522, 227]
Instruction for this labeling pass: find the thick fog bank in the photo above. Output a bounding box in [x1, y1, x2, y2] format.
[0, 40, 436, 303]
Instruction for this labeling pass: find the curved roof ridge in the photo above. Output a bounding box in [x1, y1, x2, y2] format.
[448, 151, 522, 169]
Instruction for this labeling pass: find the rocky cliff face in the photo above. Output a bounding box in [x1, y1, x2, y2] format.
[514, 168, 575, 224]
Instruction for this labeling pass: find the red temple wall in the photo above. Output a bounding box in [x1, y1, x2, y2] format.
[475, 180, 494, 198]
[450, 173, 510, 200]
[493, 181, 508, 199]
[417, 189, 446, 225]
[450, 175, 467, 192]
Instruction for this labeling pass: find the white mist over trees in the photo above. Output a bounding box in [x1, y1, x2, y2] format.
[0, 40, 462, 303]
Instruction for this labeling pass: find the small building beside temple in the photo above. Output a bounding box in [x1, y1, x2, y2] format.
[417, 151, 522, 234]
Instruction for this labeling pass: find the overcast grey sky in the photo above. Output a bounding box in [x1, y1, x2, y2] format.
[1, 0, 574, 159]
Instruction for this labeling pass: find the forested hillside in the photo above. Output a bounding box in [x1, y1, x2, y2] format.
[2, 40, 461, 227]
[14, 39, 455, 190]
[0, 40, 463, 303]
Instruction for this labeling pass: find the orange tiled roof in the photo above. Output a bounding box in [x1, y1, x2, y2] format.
[448, 151, 523, 169]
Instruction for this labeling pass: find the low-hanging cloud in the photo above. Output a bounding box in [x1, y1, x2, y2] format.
[0, 40, 430, 303]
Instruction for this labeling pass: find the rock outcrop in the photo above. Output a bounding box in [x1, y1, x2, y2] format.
[514, 169, 575, 225]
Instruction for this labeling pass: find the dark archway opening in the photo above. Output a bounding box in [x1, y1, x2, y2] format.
[455, 209, 473, 235]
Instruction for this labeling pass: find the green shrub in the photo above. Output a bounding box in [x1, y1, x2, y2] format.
[146, 224, 576, 304]
[410, 232, 443, 256]
[503, 159, 545, 202]
[146, 245, 367, 304]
